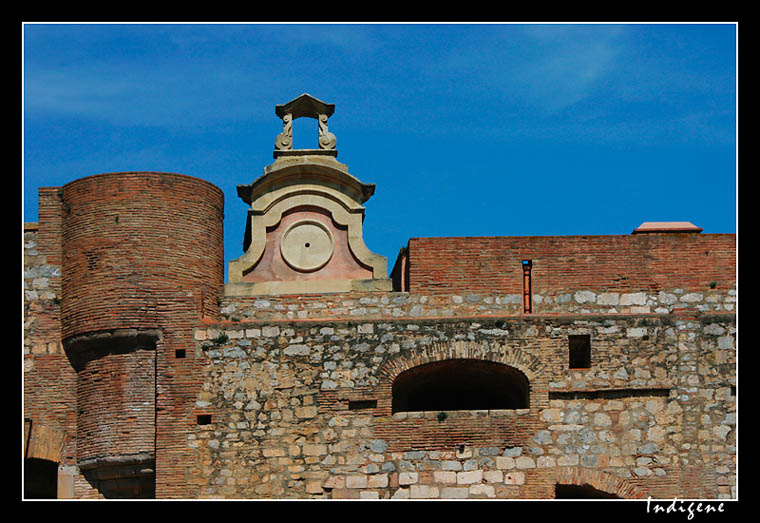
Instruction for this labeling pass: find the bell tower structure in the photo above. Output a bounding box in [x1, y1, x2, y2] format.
[226, 94, 391, 295]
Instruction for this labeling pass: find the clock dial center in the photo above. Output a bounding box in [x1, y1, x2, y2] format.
[280, 220, 334, 272]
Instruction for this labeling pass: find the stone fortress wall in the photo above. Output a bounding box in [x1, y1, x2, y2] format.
[187, 288, 735, 499]
[23, 95, 736, 500]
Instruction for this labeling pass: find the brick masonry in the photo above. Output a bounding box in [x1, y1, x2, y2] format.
[26, 172, 225, 498]
[405, 235, 735, 296]
[23, 171, 736, 500]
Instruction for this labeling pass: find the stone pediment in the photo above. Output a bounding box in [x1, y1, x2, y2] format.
[275, 93, 335, 120]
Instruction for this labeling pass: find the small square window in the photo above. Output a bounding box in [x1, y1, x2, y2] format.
[569, 335, 591, 369]
[197, 414, 212, 425]
[348, 400, 377, 411]
[175, 349, 186, 358]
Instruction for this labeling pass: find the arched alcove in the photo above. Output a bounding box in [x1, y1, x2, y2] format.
[24, 458, 58, 499]
[391, 359, 530, 414]
[555, 483, 621, 499]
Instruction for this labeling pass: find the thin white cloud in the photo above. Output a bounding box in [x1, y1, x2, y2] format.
[24, 62, 279, 128]
[23, 24, 381, 130]
[420, 24, 626, 115]
[516, 39, 621, 113]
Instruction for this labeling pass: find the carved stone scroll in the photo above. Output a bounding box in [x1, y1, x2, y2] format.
[274, 113, 293, 151]
[318, 114, 337, 150]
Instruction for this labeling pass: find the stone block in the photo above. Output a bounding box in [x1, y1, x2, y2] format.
[262, 326, 280, 337]
[398, 472, 418, 485]
[410, 485, 439, 499]
[332, 488, 360, 499]
[345, 475, 368, 489]
[557, 455, 579, 466]
[305, 479, 323, 494]
[503, 471, 525, 485]
[647, 426, 669, 442]
[620, 292, 647, 306]
[295, 406, 318, 418]
[483, 470, 503, 483]
[284, 344, 310, 356]
[303, 443, 327, 456]
[496, 456, 516, 469]
[323, 476, 345, 489]
[536, 456, 556, 468]
[593, 413, 612, 426]
[456, 470, 483, 484]
[441, 460, 463, 471]
[469, 484, 495, 498]
[533, 430, 552, 445]
[440, 487, 469, 499]
[515, 456, 535, 469]
[433, 471, 457, 484]
[541, 408, 563, 422]
[391, 488, 410, 499]
[357, 323, 374, 334]
[368, 474, 389, 488]
[597, 293, 620, 306]
[574, 291, 596, 304]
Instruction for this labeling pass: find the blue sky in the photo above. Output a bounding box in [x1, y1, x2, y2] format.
[23, 23, 737, 280]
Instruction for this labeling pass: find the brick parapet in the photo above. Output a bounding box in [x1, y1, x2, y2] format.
[406, 234, 736, 295]
[36, 187, 64, 266]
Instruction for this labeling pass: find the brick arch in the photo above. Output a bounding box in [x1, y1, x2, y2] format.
[555, 466, 648, 500]
[374, 340, 546, 415]
[378, 340, 544, 383]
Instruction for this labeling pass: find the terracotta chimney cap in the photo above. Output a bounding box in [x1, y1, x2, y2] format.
[632, 221, 703, 234]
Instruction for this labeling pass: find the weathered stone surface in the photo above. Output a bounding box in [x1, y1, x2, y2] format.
[441, 486, 469, 498]
[345, 475, 368, 489]
[456, 470, 483, 484]
[504, 471, 525, 485]
[398, 472, 418, 485]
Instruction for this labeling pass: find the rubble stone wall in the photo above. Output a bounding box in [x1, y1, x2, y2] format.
[189, 309, 736, 499]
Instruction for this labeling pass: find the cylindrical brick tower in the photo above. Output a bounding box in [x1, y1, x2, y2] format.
[59, 172, 224, 498]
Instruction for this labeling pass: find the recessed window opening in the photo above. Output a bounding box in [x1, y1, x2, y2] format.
[392, 359, 530, 414]
[197, 414, 212, 425]
[175, 349, 186, 359]
[348, 399, 377, 411]
[569, 335, 591, 369]
[549, 388, 669, 400]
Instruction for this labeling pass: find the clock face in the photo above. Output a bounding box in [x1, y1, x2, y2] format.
[280, 219, 335, 272]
